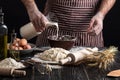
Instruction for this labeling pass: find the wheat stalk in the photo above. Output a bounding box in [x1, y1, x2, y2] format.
[85, 46, 118, 70]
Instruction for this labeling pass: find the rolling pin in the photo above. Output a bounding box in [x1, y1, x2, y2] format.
[0, 67, 26, 77]
[59, 47, 98, 65]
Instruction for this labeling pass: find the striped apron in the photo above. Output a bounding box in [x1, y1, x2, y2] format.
[36, 0, 104, 47]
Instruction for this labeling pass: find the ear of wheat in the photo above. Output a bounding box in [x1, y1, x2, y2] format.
[85, 46, 118, 70]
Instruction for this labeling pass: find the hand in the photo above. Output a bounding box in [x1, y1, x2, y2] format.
[27, 8, 49, 32]
[87, 12, 104, 36]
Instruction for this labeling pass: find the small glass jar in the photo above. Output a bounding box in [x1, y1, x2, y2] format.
[9, 30, 20, 61]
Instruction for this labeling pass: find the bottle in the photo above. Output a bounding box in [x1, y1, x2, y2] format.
[10, 30, 17, 48]
[20, 21, 58, 40]
[9, 30, 20, 61]
[0, 8, 8, 59]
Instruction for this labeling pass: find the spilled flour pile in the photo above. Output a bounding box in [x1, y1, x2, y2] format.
[0, 58, 25, 69]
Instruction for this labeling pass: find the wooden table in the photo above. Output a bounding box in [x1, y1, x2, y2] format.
[0, 47, 120, 80]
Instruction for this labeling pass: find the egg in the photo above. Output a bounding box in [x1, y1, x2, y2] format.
[10, 45, 16, 50]
[18, 47, 23, 50]
[8, 37, 32, 50]
[14, 47, 19, 50]
[7, 44, 10, 49]
[12, 40, 17, 46]
[15, 38, 20, 42]
[19, 38, 27, 46]
[23, 44, 31, 49]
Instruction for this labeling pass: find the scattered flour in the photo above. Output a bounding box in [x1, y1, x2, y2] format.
[0, 58, 25, 69]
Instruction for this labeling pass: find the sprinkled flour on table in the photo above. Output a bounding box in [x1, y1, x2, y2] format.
[0, 58, 25, 69]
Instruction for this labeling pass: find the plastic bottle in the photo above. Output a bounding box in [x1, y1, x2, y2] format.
[0, 8, 8, 59]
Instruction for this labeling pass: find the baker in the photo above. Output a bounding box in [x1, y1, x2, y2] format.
[21, 0, 116, 47]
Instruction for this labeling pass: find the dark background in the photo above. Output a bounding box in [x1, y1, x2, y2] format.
[0, 0, 120, 49]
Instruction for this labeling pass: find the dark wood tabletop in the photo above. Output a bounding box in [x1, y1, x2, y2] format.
[0, 47, 120, 80]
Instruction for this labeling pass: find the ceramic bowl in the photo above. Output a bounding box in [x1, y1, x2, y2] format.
[47, 35, 77, 50]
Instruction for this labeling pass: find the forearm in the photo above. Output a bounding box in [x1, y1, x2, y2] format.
[21, 0, 39, 12]
[97, 0, 116, 18]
